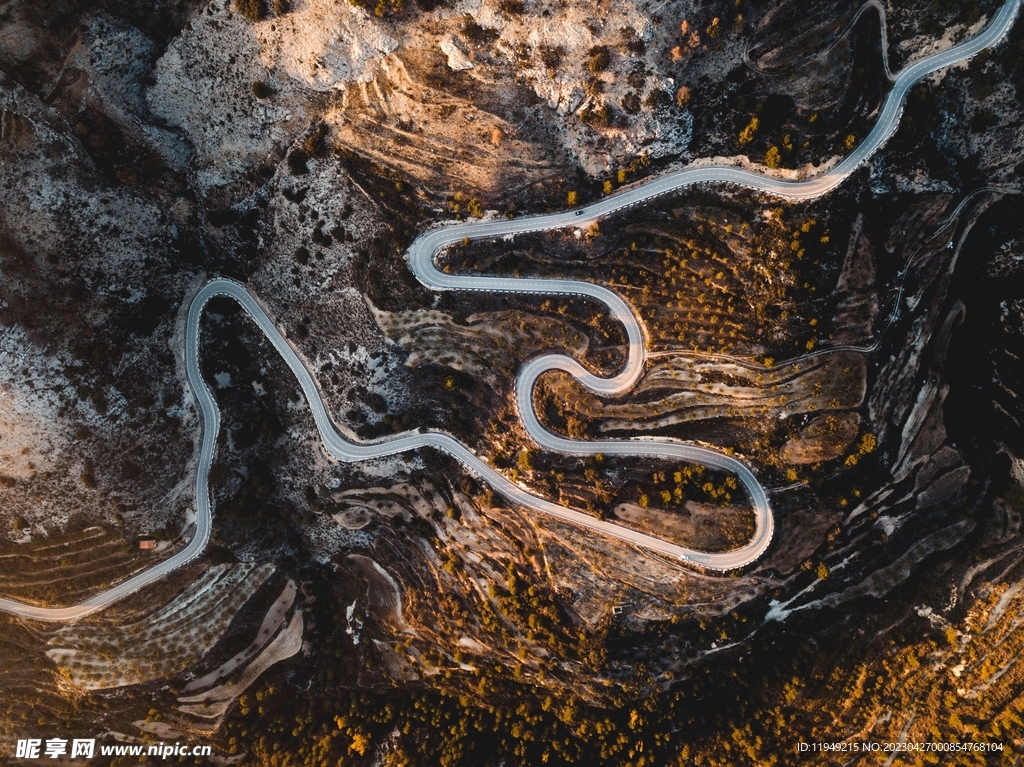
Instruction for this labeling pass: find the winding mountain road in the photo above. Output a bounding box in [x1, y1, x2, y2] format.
[1, 0, 1018, 621]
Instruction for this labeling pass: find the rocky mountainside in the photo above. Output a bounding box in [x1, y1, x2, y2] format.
[1, 0, 1023, 763]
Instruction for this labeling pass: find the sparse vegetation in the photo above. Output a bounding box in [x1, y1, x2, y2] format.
[540, 45, 565, 70]
[580, 102, 613, 128]
[0, 527, 151, 605]
[461, 16, 498, 46]
[233, 0, 267, 21]
[587, 46, 611, 74]
[349, 0, 405, 18]
[47, 564, 274, 689]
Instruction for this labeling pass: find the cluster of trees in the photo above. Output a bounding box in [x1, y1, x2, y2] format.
[841, 432, 878, 467]
[917, 0, 985, 36]
[446, 193, 484, 219]
[226, 570, 1011, 767]
[634, 466, 740, 510]
[194, 402, 1014, 767]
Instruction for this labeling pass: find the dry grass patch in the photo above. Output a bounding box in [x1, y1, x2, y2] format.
[614, 500, 755, 553]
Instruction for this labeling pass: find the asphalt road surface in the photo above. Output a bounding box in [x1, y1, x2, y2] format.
[2, 0, 1017, 621]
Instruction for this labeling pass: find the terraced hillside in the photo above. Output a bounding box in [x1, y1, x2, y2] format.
[0, 526, 155, 606]
[46, 563, 275, 689]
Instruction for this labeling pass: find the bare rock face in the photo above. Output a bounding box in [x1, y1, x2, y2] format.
[147, 1, 310, 194]
[261, 0, 398, 88]
[142, 0, 700, 202]
[439, 35, 474, 71]
[65, 14, 191, 174]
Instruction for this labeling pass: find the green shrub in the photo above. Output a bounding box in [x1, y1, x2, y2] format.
[623, 27, 646, 54]
[581, 103, 613, 128]
[540, 45, 564, 69]
[302, 123, 329, 158]
[1006, 483, 1024, 513]
[287, 148, 308, 175]
[642, 89, 670, 111]
[462, 16, 498, 45]
[347, 0, 403, 16]
[587, 46, 610, 73]
[234, 0, 267, 21]
[970, 109, 997, 133]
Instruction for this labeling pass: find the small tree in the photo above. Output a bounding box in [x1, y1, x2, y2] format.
[643, 89, 670, 111]
[858, 433, 878, 454]
[540, 45, 564, 69]
[738, 116, 759, 146]
[765, 146, 781, 168]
